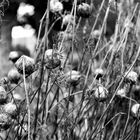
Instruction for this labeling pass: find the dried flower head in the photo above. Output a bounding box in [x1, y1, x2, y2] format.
[65, 70, 81, 86]
[131, 103, 140, 118]
[15, 55, 35, 75]
[8, 68, 21, 84]
[91, 30, 101, 39]
[0, 113, 12, 131]
[94, 68, 104, 80]
[62, 14, 74, 28]
[0, 77, 9, 85]
[77, 3, 91, 18]
[125, 71, 138, 84]
[94, 86, 108, 102]
[116, 88, 126, 98]
[0, 86, 7, 104]
[9, 51, 21, 63]
[50, 0, 63, 13]
[44, 49, 61, 69]
[4, 102, 18, 119]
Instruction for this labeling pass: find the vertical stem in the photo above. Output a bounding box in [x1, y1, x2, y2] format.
[23, 58, 30, 140]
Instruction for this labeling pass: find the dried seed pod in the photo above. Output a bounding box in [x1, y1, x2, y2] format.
[0, 86, 7, 104]
[50, 0, 63, 13]
[9, 51, 21, 63]
[94, 68, 104, 80]
[8, 68, 21, 84]
[77, 3, 91, 18]
[0, 77, 9, 85]
[4, 102, 18, 119]
[131, 103, 140, 118]
[116, 88, 126, 98]
[65, 70, 81, 86]
[44, 49, 56, 60]
[62, 14, 74, 29]
[15, 55, 35, 75]
[125, 71, 138, 84]
[0, 113, 12, 131]
[44, 49, 61, 69]
[45, 58, 61, 69]
[94, 86, 108, 102]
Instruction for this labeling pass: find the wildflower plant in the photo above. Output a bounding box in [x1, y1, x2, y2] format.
[1, 0, 140, 140]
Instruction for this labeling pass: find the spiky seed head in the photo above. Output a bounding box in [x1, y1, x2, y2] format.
[77, 3, 91, 18]
[8, 68, 21, 84]
[0, 113, 12, 131]
[0, 86, 7, 104]
[15, 55, 35, 75]
[131, 103, 140, 118]
[94, 86, 108, 102]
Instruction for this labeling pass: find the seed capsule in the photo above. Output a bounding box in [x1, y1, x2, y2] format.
[8, 68, 21, 84]
[15, 55, 35, 75]
[77, 3, 91, 18]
